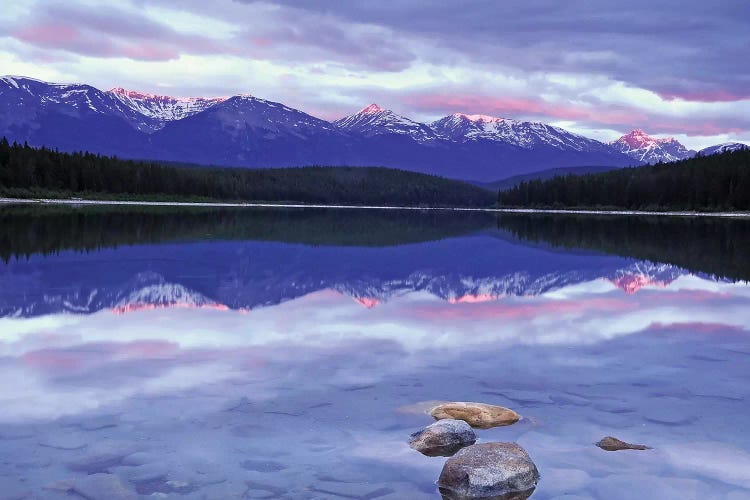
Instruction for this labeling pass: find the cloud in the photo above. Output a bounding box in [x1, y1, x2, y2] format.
[5, 3, 229, 61]
[1, 272, 749, 423]
[1, 0, 749, 147]
[253, 0, 750, 103]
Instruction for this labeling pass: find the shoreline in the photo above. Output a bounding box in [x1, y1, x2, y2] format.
[2, 197, 750, 218]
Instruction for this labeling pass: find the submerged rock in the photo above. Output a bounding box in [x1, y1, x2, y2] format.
[430, 402, 521, 429]
[51, 474, 137, 500]
[438, 442, 539, 499]
[409, 419, 477, 456]
[596, 436, 652, 451]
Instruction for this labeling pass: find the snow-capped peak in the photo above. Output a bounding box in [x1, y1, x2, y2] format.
[431, 112, 609, 152]
[616, 129, 676, 149]
[698, 142, 748, 156]
[360, 103, 384, 114]
[107, 87, 226, 127]
[611, 129, 694, 163]
[1, 75, 54, 89]
[333, 104, 441, 143]
[454, 112, 505, 123]
[110, 87, 226, 102]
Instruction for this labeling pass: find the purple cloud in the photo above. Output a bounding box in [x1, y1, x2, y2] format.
[4, 1, 415, 70]
[2, 0, 749, 145]
[243, 0, 750, 103]
[6, 3, 227, 61]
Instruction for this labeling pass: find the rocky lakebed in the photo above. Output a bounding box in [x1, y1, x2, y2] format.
[405, 401, 651, 499]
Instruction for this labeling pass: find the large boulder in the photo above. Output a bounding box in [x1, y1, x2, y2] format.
[430, 402, 521, 429]
[409, 419, 477, 456]
[438, 442, 539, 499]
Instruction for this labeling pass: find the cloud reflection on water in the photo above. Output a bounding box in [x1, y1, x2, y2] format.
[1, 275, 749, 423]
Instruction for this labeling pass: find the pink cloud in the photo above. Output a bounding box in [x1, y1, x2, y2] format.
[108, 340, 180, 359]
[408, 92, 646, 126]
[7, 5, 229, 62]
[249, 36, 273, 47]
[13, 23, 81, 45]
[406, 91, 747, 137]
[406, 296, 633, 321]
[121, 43, 180, 61]
[647, 121, 745, 137]
[21, 340, 181, 373]
[22, 349, 84, 371]
[645, 321, 747, 336]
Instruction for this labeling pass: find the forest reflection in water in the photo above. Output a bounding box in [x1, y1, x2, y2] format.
[0, 205, 748, 499]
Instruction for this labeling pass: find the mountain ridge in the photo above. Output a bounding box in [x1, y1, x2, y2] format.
[0, 76, 744, 181]
[611, 129, 696, 163]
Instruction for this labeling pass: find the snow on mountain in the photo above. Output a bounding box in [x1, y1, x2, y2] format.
[431, 113, 612, 152]
[333, 104, 442, 143]
[111, 281, 228, 314]
[147, 94, 352, 167]
[108, 87, 226, 132]
[698, 142, 748, 156]
[0, 260, 689, 318]
[176, 94, 342, 140]
[611, 129, 695, 163]
[609, 262, 683, 294]
[0, 76, 155, 156]
[329, 261, 688, 310]
[0, 75, 641, 179]
[0, 75, 134, 120]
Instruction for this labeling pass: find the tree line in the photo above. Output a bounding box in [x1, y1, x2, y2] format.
[498, 149, 750, 210]
[0, 139, 495, 207]
[495, 213, 750, 282]
[0, 205, 497, 261]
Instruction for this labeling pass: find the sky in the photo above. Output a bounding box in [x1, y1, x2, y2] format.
[1, 0, 749, 149]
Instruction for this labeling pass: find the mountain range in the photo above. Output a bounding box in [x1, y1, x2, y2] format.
[0, 235, 685, 319]
[0, 76, 745, 182]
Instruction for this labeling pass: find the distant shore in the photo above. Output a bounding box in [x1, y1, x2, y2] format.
[2, 197, 750, 218]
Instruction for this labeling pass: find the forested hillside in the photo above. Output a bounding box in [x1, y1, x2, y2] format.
[0, 205, 498, 260]
[0, 139, 494, 207]
[498, 149, 750, 210]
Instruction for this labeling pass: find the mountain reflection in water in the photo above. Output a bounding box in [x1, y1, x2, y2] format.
[0, 205, 748, 499]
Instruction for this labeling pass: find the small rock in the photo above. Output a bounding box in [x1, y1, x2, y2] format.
[484, 390, 554, 405]
[430, 402, 520, 429]
[596, 436, 652, 451]
[0, 481, 32, 500]
[68, 453, 129, 474]
[72, 414, 120, 431]
[240, 459, 288, 472]
[67, 473, 138, 500]
[396, 400, 448, 415]
[438, 442, 539, 499]
[409, 419, 477, 457]
[39, 434, 88, 451]
[44, 479, 75, 493]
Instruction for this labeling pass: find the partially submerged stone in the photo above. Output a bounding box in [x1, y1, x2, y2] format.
[409, 419, 477, 457]
[51, 474, 137, 500]
[438, 442, 539, 499]
[430, 402, 521, 429]
[596, 436, 652, 452]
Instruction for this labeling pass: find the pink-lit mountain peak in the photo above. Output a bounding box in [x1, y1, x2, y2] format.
[360, 103, 385, 114]
[611, 129, 694, 163]
[107, 87, 227, 126]
[617, 129, 677, 148]
[334, 103, 441, 143]
[454, 112, 506, 123]
[108, 87, 227, 105]
[611, 273, 672, 294]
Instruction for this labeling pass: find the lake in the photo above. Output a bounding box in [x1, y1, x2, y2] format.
[1, 205, 749, 499]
